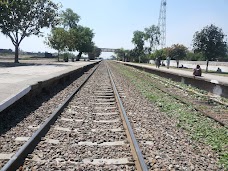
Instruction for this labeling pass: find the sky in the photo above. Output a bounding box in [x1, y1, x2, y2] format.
[0, 0, 228, 58]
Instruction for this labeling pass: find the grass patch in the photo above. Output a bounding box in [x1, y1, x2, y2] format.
[112, 62, 228, 168]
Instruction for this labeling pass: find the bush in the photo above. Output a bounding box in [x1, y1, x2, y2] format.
[63, 53, 69, 62]
[185, 52, 205, 61]
[217, 55, 228, 62]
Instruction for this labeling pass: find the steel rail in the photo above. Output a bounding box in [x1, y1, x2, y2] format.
[146, 71, 228, 107]
[119, 63, 227, 127]
[107, 64, 148, 171]
[144, 79, 227, 127]
[1, 63, 100, 171]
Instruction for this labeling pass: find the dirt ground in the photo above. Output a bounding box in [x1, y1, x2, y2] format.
[0, 54, 59, 67]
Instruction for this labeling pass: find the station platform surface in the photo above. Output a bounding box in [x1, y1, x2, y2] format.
[118, 61, 228, 85]
[0, 60, 98, 112]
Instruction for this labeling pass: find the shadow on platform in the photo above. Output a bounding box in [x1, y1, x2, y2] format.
[0, 61, 72, 68]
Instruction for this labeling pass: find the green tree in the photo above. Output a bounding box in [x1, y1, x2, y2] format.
[114, 48, 129, 62]
[185, 51, 204, 61]
[114, 48, 125, 61]
[61, 8, 80, 29]
[128, 49, 138, 62]
[74, 26, 94, 60]
[88, 46, 102, 60]
[58, 8, 94, 61]
[169, 44, 188, 68]
[149, 48, 168, 65]
[45, 28, 68, 61]
[193, 24, 227, 72]
[124, 50, 130, 62]
[224, 45, 228, 61]
[153, 48, 167, 60]
[0, 0, 59, 63]
[132, 31, 145, 63]
[110, 55, 116, 60]
[144, 25, 160, 53]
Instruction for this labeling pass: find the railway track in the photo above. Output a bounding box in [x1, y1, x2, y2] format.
[119, 62, 228, 126]
[0, 63, 98, 169]
[0, 61, 226, 170]
[108, 61, 226, 170]
[1, 62, 147, 170]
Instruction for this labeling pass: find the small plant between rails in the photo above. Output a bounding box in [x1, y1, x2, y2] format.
[1, 62, 148, 171]
[111, 61, 228, 169]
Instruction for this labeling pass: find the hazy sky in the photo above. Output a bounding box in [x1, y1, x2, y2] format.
[0, 0, 227, 58]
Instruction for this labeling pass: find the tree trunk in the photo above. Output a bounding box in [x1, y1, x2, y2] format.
[176, 60, 179, 68]
[76, 52, 82, 61]
[206, 60, 209, 73]
[57, 50, 60, 62]
[15, 44, 19, 63]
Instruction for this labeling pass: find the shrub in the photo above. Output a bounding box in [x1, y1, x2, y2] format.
[63, 53, 69, 62]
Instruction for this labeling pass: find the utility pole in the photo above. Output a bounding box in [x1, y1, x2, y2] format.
[158, 0, 167, 49]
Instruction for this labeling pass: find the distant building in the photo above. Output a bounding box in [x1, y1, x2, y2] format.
[0, 49, 13, 53]
[45, 52, 53, 58]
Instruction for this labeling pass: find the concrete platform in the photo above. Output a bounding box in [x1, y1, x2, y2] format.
[117, 61, 228, 98]
[120, 62, 228, 84]
[0, 60, 99, 112]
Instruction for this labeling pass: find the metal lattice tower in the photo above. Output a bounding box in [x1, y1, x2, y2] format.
[158, 0, 167, 49]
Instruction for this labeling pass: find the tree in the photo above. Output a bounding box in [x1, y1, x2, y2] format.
[115, 48, 126, 61]
[46, 8, 80, 61]
[144, 25, 160, 53]
[132, 31, 145, 52]
[45, 28, 68, 61]
[61, 8, 80, 29]
[185, 51, 204, 61]
[193, 24, 227, 72]
[152, 48, 167, 60]
[94, 47, 102, 58]
[169, 44, 187, 68]
[132, 31, 145, 63]
[88, 46, 102, 60]
[128, 49, 138, 62]
[110, 55, 116, 60]
[0, 0, 59, 63]
[74, 26, 94, 60]
[57, 8, 94, 61]
[124, 50, 130, 62]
